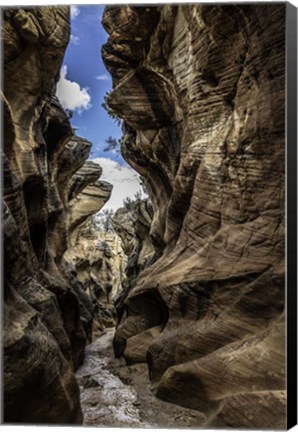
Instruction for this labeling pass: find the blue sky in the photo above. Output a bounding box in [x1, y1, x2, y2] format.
[57, 5, 122, 160]
[56, 5, 145, 211]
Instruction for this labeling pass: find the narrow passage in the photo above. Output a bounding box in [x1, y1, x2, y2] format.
[76, 329, 206, 428]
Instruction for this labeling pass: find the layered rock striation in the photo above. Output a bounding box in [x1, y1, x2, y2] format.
[112, 199, 155, 293]
[2, 7, 112, 424]
[102, 4, 286, 429]
[65, 218, 126, 330]
[111, 199, 156, 357]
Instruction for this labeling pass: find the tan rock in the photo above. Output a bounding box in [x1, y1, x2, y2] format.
[69, 181, 112, 233]
[102, 4, 286, 428]
[2, 6, 112, 424]
[65, 219, 127, 330]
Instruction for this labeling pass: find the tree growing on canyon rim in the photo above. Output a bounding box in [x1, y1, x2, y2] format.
[101, 91, 122, 125]
[93, 209, 115, 232]
[103, 136, 121, 153]
[122, 191, 143, 211]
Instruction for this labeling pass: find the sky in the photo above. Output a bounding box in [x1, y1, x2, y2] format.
[56, 5, 145, 211]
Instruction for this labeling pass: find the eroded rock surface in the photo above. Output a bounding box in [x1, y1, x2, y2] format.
[2, 7, 112, 424]
[65, 219, 126, 330]
[102, 4, 286, 428]
[112, 199, 155, 322]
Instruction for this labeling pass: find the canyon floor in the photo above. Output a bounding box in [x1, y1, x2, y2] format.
[76, 329, 208, 428]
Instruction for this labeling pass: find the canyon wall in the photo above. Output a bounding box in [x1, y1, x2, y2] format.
[2, 7, 111, 424]
[102, 4, 286, 429]
[65, 219, 127, 330]
[112, 199, 155, 355]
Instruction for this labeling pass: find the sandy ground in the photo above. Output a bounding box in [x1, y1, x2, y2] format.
[76, 328, 207, 428]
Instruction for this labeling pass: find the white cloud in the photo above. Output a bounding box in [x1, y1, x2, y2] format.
[56, 65, 91, 114]
[70, 34, 80, 45]
[70, 5, 80, 19]
[95, 74, 110, 81]
[91, 157, 145, 212]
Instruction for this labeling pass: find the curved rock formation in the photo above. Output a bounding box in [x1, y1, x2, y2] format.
[112, 199, 155, 288]
[65, 218, 126, 330]
[102, 4, 286, 429]
[111, 199, 157, 357]
[2, 7, 112, 424]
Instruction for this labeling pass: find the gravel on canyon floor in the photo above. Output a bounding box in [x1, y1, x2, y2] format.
[76, 328, 206, 428]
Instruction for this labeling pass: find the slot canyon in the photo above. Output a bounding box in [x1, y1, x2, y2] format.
[2, 4, 286, 429]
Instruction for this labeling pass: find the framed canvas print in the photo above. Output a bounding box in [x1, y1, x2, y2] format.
[1, 1, 297, 430]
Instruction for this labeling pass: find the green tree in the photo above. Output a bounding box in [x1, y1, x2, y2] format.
[122, 192, 143, 211]
[96, 209, 115, 232]
[104, 136, 121, 153]
[101, 91, 122, 125]
[134, 190, 142, 201]
[123, 196, 135, 211]
[102, 209, 115, 232]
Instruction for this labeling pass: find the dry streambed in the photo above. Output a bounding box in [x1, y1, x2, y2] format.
[76, 329, 206, 428]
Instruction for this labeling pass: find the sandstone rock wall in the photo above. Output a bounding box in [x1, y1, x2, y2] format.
[112, 199, 155, 288]
[65, 218, 126, 330]
[111, 199, 156, 355]
[2, 7, 112, 424]
[102, 4, 286, 429]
